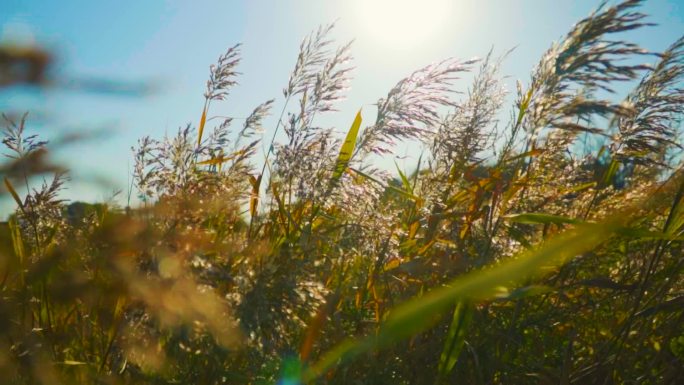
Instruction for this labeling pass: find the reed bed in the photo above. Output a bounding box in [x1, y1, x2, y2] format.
[1, 1, 683, 383]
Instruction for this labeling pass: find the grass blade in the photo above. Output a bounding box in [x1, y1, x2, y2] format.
[197, 104, 208, 147]
[504, 213, 586, 225]
[249, 174, 262, 221]
[436, 301, 473, 384]
[331, 109, 362, 184]
[303, 219, 622, 382]
[4, 177, 25, 213]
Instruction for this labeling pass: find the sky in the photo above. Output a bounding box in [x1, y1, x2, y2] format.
[1, 0, 683, 217]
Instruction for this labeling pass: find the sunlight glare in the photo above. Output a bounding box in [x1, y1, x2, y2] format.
[353, 0, 452, 49]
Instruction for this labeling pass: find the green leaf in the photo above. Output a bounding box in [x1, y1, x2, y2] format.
[615, 227, 684, 241]
[8, 217, 25, 284]
[566, 182, 597, 194]
[667, 205, 684, 236]
[394, 161, 412, 193]
[331, 109, 362, 184]
[502, 148, 543, 164]
[279, 356, 303, 385]
[412, 153, 423, 190]
[504, 213, 585, 225]
[302, 220, 620, 382]
[496, 285, 554, 300]
[350, 167, 423, 203]
[61, 360, 88, 366]
[515, 87, 533, 128]
[670, 335, 684, 359]
[436, 301, 473, 383]
[663, 179, 684, 235]
[601, 158, 619, 187]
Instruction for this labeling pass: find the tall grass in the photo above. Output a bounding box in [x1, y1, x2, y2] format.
[1, 1, 684, 383]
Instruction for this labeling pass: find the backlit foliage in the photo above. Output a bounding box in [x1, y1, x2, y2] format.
[1, 1, 683, 384]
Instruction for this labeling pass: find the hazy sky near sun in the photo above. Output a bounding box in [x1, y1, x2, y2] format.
[1, 0, 683, 215]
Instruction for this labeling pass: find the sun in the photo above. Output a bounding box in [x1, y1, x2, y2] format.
[352, 0, 453, 49]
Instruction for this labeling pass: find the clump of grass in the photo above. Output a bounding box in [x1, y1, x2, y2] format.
[1, 1, 684, 384]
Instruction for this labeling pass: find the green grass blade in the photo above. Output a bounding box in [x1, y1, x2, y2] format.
[504, 213, 586, 225]
[350, 167, 423, 203]
[436, 301, 473, 384]
[394, 160, 413, 193]
[302, 220, 621, 382]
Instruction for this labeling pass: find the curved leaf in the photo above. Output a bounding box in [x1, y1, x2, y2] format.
[331, 110, 362, 183]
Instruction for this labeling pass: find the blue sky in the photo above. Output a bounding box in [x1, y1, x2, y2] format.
[1, 0, 683, 216]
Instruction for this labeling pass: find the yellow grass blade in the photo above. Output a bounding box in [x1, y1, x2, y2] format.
[4, 177, 25, 213]
[249, 174, 262, 220]
[197, 105, 207, 147]
[331, 109, 362, 183]
[196, 152, 240, 166]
